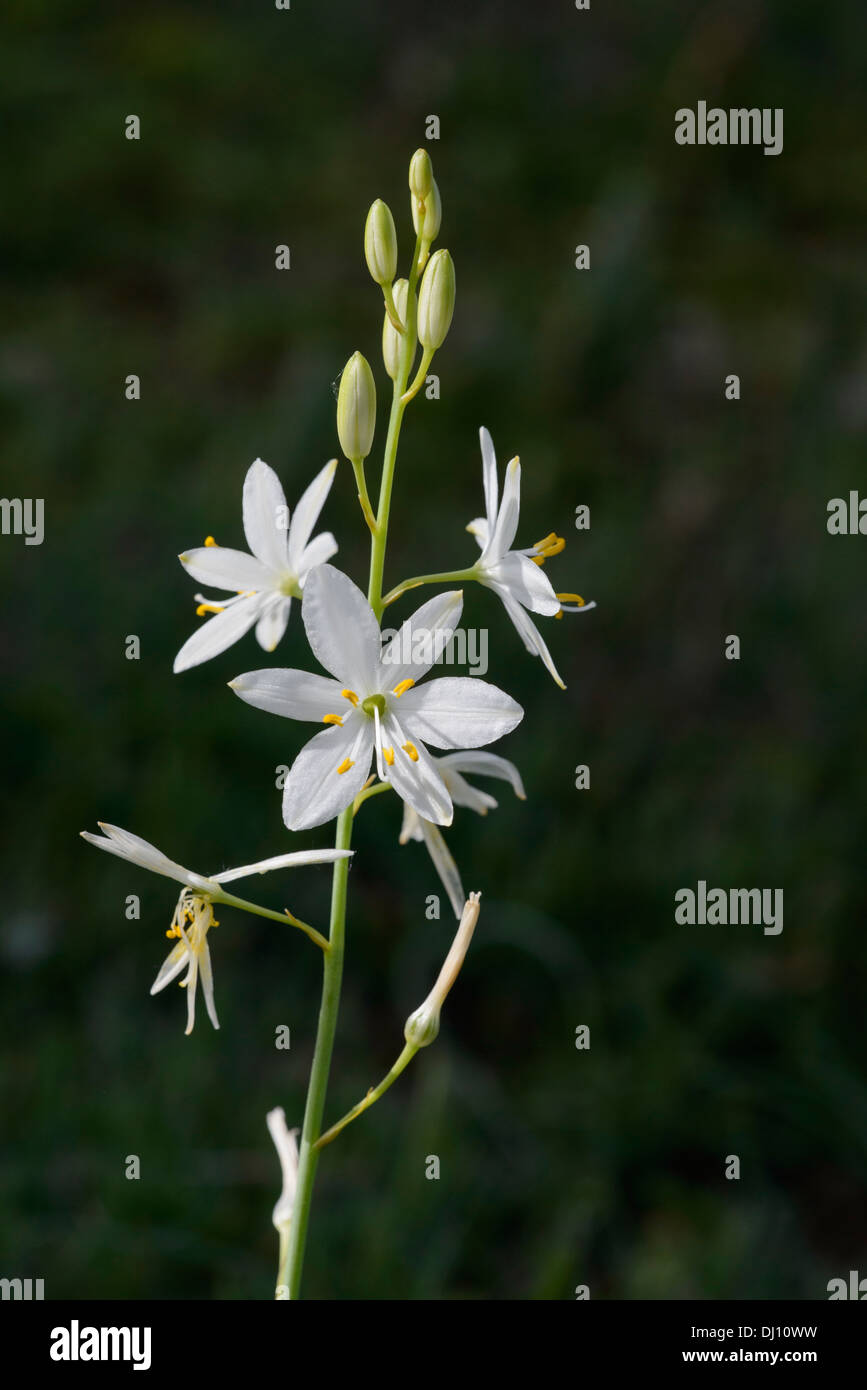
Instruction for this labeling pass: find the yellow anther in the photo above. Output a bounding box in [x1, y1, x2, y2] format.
[532, 533, 566, 565]
[196, 602, 225, 617]
[554, 609, 564, 620]
[204, 536, 218, 547]
[337, 758, 355, 775]
[557, 592, 585, 605]
[323, 713, 344, 726]
[166, 928, 176, 938]
[402, 742, 419, 762]
[393, 678, 415, 697]
[383, 745, 395, 766]
[341, 689, 359, 705]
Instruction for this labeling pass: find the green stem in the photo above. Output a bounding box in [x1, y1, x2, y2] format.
[212, 889, 328, 952]
[314, 1043, 418, 1149]
[382, 567, 478, 608]
[350, 457, 377, 534]
[281, 806, 353, 1298]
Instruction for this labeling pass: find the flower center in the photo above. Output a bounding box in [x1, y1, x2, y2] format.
[278, 573, 301, 598]
[361, 694, 387, 718]
[166, 891, 218, 949]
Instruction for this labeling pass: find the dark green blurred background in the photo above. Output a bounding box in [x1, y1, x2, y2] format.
[2, 0, 866, 1299]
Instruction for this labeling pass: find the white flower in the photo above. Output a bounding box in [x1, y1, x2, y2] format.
[230, 564, 524, 832]
[467, 426, 595, 689]
[174, 457, 338, 673]
[81, 822, 352, 1034]
[399, 751, 525, 919]
[266, 1107, 299, 1231]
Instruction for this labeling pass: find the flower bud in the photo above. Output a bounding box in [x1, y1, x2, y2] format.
[404, 999, 440, 1049]
[417, 248, 455, 351]
[409, 148, 433, 201]
[411, 177, 441, 243]
[337, 350, 376, 461]
[382, 278, 409, 381]
[364, 199, 398, 287]
[403, 892, 480, 1050]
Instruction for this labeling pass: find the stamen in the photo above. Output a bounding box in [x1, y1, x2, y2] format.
[341, 689, 359, 705]
[556, 592, 585, 605]
[323, 713, 344, 726]
[337, 758, 355, 775]
[204, 536, 218, 547]
[402, 742, 419, 762]
[531, 534, 566, 566]
[383, 746, 395, 766]
[196, 602, 225, 617]
[393, 678, 415, 697]
[554, 610, 564, 620]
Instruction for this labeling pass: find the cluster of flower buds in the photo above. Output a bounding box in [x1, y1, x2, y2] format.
[336, 148, 457, 464]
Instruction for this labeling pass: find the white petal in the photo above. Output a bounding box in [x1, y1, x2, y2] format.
[440, 767, 498, 814]
[229, 667, 346, 722]
[483, 456, 521, 562]
[81, 824, 198, 886]
[439, 749, 526, 800]
[379, 589, 464, 688]
[397, 677, 524, 750]
[479, 426, 499, 533]
[178, 546, 273, 593]
[198, 939, 220, 1030]
[419, 819, 466, 920]
[255, 596, 292, 651]
[297, 531, 338, 580]
[484, 552, 560, 615]
[398, 802, 424, 844]
[243, 458, 290, 571]
[499, 589, 566, 689]
[150, 938, 190, 994]
[301, 564, 382, 689]
[183, 953, 199, 1034]
[266, 1108, 299, 1229]
[173, 594, 264, 673]
[211, 847, 354, 883]
[287, 459, 338, 571]
[466, 516, 489, 551]
[383, 716, 453, 825]
[282, 719, 374, 831]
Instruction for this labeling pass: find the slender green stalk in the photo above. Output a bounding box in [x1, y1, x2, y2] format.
[281, 806, 353, 1297]
[382, 566, 478, 608]
[212, 888, 328, 951]
[315, 1043, 417, 1149]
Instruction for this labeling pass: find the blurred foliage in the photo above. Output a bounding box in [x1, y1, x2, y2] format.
[1, 0, 866, 1300]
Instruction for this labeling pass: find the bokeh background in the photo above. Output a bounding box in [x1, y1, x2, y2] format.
[2, 0, 866, 1299]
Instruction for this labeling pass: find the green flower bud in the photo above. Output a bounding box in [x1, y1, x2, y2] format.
[417, 248, 455, 351]
[409, 148, 433, 200]
[411, 177, 441, 243]
[382, 278, 409, 381]
[364, 199, 398, 287]
[337, 351, 376, 461]
[404, 1000, 440, 1049]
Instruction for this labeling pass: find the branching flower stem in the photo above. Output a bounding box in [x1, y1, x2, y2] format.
[282, 225, 425, 1299]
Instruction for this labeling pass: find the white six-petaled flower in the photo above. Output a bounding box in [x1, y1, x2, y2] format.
[80, 822, 352, 1034]
[174, 457, 338, 673]
[467, 426, 595, 689]
[229, 564, 524, 832]
[399, 750, 526, 919]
